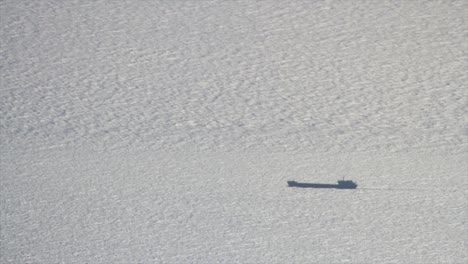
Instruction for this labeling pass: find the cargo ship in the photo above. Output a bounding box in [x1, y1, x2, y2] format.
[287, 180, 358, 189]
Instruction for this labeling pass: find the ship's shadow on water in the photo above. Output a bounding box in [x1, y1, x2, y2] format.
[287, 180, 358, 189]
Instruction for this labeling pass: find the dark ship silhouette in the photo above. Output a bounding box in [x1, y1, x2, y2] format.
[287, 180, 358, 189]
